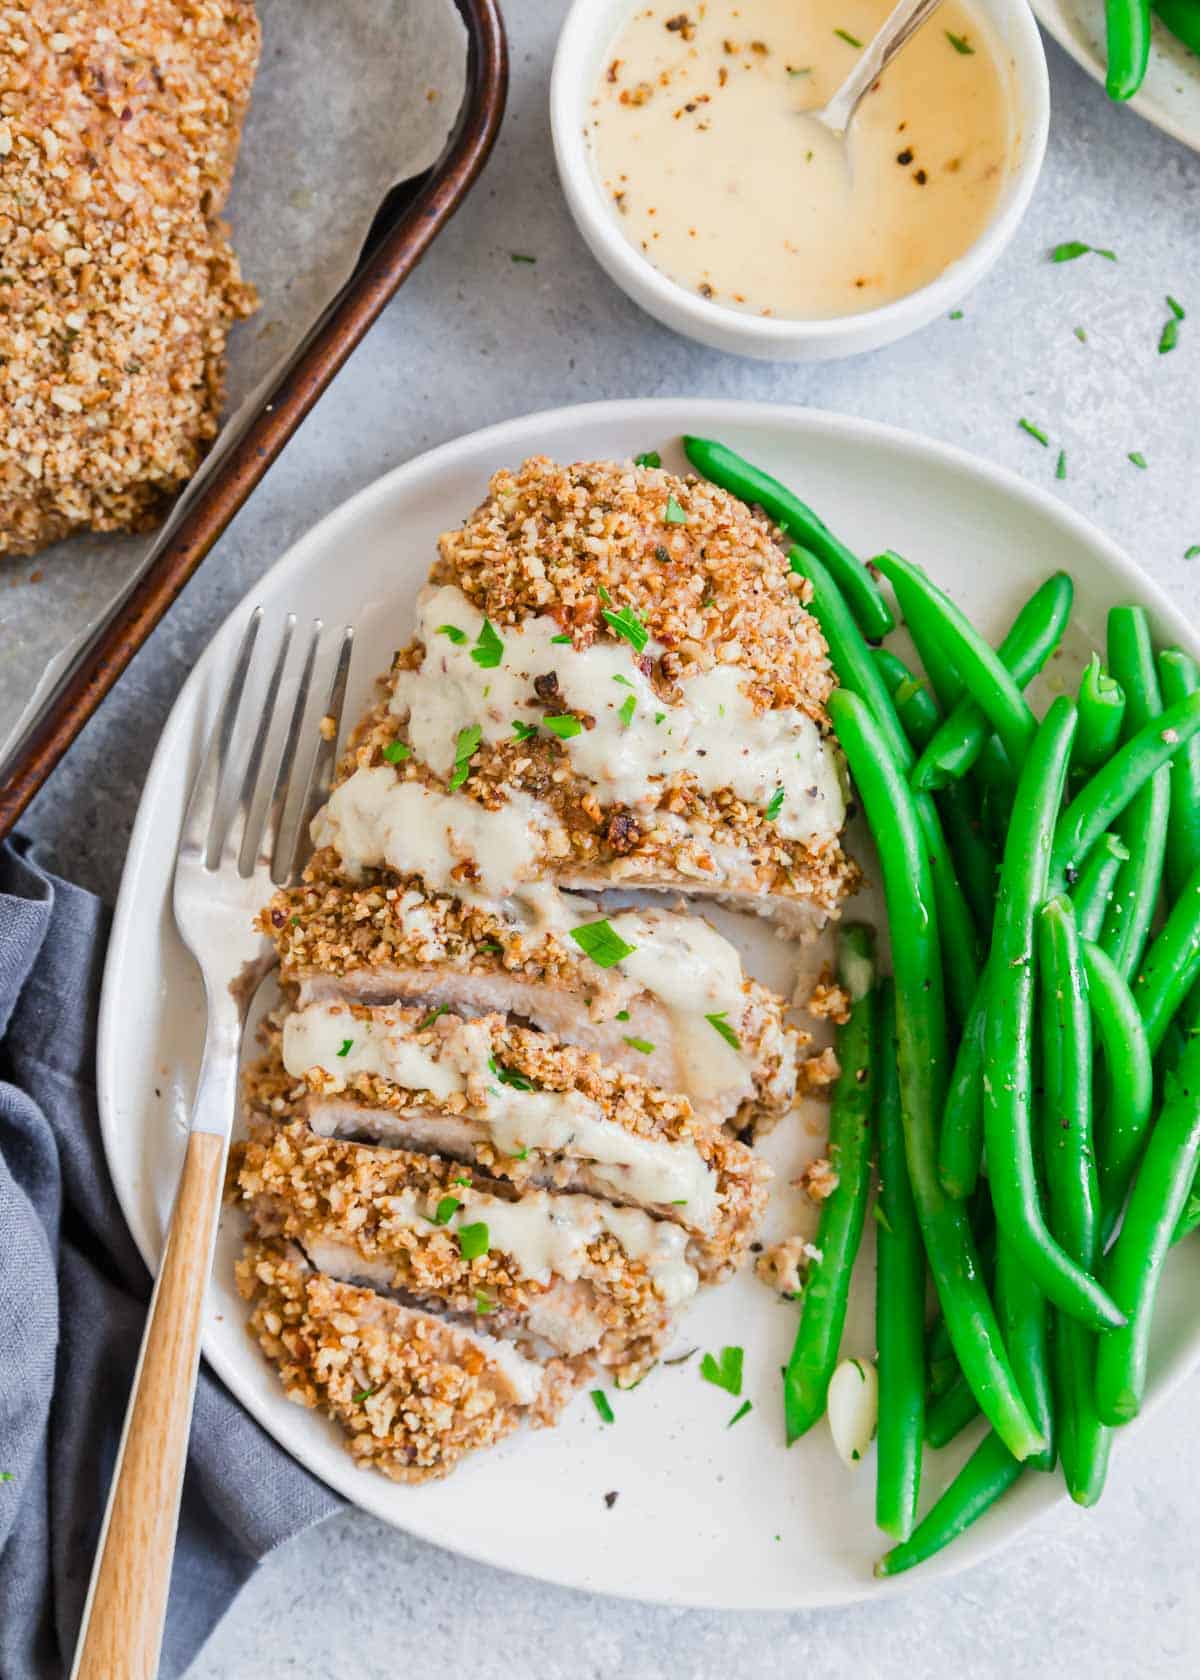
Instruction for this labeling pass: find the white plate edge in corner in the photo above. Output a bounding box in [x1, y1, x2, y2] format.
[98, 397, 1200, 1613]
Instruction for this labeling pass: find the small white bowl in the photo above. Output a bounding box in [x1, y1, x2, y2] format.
[550, 0, 1050, 362]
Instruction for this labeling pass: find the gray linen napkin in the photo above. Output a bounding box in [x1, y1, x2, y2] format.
[0, 837, 340, 1679]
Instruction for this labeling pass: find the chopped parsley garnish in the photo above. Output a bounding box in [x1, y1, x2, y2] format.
[948, 309, 964, 320]
[598, 584, 613, 604]
[336, 1039, 354, 1058]
[416, 1004, 448, 1031]
[511, 252, 537, 264]
[700, 1345, 744, 1397]
[570, 919, 636, 968]
[663, 494, 687, 525]
[448, 723, 482, 790]
[1051, 240, 1116, 263]
[1129, 451, 1148, 469]
[945, 29, 974, 53]
[591, 1389, 615, 1424]
[1018, 418, 1049, 447]
[602, 601, 649, 653]
[623, 1035, 655, 1054]
[705, 1011, 742, 1050]
[471, 618, 504, 669]
[727, 1400, 753, 1428]
[1160, 318, 1179, 355]
[787, 65, 813, 77]
[488, 1056, 535, 1092]
[382, 739, 411, 763]
[1168, 296, 1186, 321]
[618, 694, 637, 728]
[615, 1009, 631, 1021]
[437, 624, 468, 644]
[1056, 450, 1067, 481]
[511, 719, 539, 741]
[352, 1386, 377, 1404]
[432, 1195, 461, 1226]
[550, 632, 574, 644]
[1074, 325, 1088, 343]
[654, 711, 666, 725]
[474, 1290, 495, 1314]
[613, 673, 633, 687]
[764, 786, 785, 822]
[457, 1222, 489, 1261]
[834, 27, 862, 47]
[634, 450, 662, 468]
[544, 713, 582, 739]
[1186, 545, 1200, 560]
[510, 1147, 529, 1161]
[478, 941, 504, 954]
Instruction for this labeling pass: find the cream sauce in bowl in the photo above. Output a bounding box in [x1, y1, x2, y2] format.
[587, 0, 1015, 321]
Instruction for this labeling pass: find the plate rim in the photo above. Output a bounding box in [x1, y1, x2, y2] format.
[98, 396, 1200, 1611]
[1031, 0, 1200, 154]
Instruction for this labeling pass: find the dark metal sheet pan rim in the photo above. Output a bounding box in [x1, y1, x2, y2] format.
[0, 0, 508, 841]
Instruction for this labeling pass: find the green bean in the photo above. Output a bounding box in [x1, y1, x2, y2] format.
[903, 603, 967, 712]
[1132, 863, 1200, 1055]
[875, 1433, 1023, 1578]
[912, 573, 1074, 793]
[874, 649, 997, 934]
[926, 1314, 960, 1402]
[1081, 940, 1154, 1221]
[1105, 0, 1152, 100]
[875, 981, 926, 1542]
[1073, 655, 1126, 782]
[1100, 608, 1171, 981]
[1070, 833, 1130, 943]
[1096, 1026, 1200, 1423]
[828, 688, 1045, 1462]
[791, 548, 980, 1023]
[1049, 690, 1200, 892]
[983, 696, 1124, 1331]
[682, 435, 895, 640]
[994, 1237, 1055, 1472]
[1155, 0, 1200, 57]
[938, 985, 987, 1200]
[925, 1374, 979, 1448]
[872, 550, 1037, 769]
[1158, 650, 1200, 901]
[1039, 899, 1110, 1506]
[784, 925, 877, 1441]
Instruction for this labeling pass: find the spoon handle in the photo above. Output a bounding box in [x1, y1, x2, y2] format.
[822, 0, 947, 134]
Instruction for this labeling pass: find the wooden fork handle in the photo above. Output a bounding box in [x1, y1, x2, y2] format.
[71, 1129, 227, 1680]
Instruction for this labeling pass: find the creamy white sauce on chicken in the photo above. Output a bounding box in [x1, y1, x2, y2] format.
[587, 0, 1014, 321]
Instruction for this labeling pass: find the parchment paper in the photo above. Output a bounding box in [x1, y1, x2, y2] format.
[0, 0, 467, 751]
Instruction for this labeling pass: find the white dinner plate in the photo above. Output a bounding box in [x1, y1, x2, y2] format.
[1033, 0, 1200, 152]
[99, 399, 1200, 1610]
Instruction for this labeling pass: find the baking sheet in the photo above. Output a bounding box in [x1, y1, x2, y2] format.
[0, 0, 468, 749]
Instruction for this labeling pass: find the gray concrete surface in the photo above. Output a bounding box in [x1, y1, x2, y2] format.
[19, 6, 1200, 1675]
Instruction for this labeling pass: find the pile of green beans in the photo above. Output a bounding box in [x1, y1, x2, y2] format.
[685, 437, 1200, 1578]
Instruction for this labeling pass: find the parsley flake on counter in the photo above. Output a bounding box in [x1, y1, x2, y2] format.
[457, 1222, 489, 1261]
[432, 1195, 461, 1226]
[948, 309, 964, 320]
[1018, 418, 1049, 447]
[1186, 545, 1200, 560]
[944, 30, 974, 53]
[727, 1400, 753, 1428]
[834, 27, 863, 47]
[1074, 325, 1088, 343]
[663, 494, 688, 525]
[633, 450, 662, 467]
[1056, 450, 1067, 481]
[336, 1039, 353, 1058]
[382, 739, 411, 763]
[437, 624, 468, 644]
[603, 600, 649, 652]
[471, 617, 504, 668]
[1168, 296, 1186, 320]
[511, 719, 539, 741]
[570, 919, 636, 968]
[764, 786, 785, 822]
[618, 693, 637, 727]
[416, 1004, 448, 1031]
[1050, 240, 1116, 263]
[623, 1035, 655, 1054]
[511, 252, 537, 264]
[1160, 318, 1179, 354]
[544, 713, 583, 739]
[448, 723, 482, 790]
[591, 1389, 615, 1424]
[1128, 451, 1148, 469]
[700, 1345, 744, 1396]
[706, 1011, 742, 1050]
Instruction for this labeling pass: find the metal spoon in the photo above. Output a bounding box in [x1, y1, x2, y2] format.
[805, 0, 947, 140]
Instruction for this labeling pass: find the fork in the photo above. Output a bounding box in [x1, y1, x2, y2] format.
[70, 610, 354, 1680]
